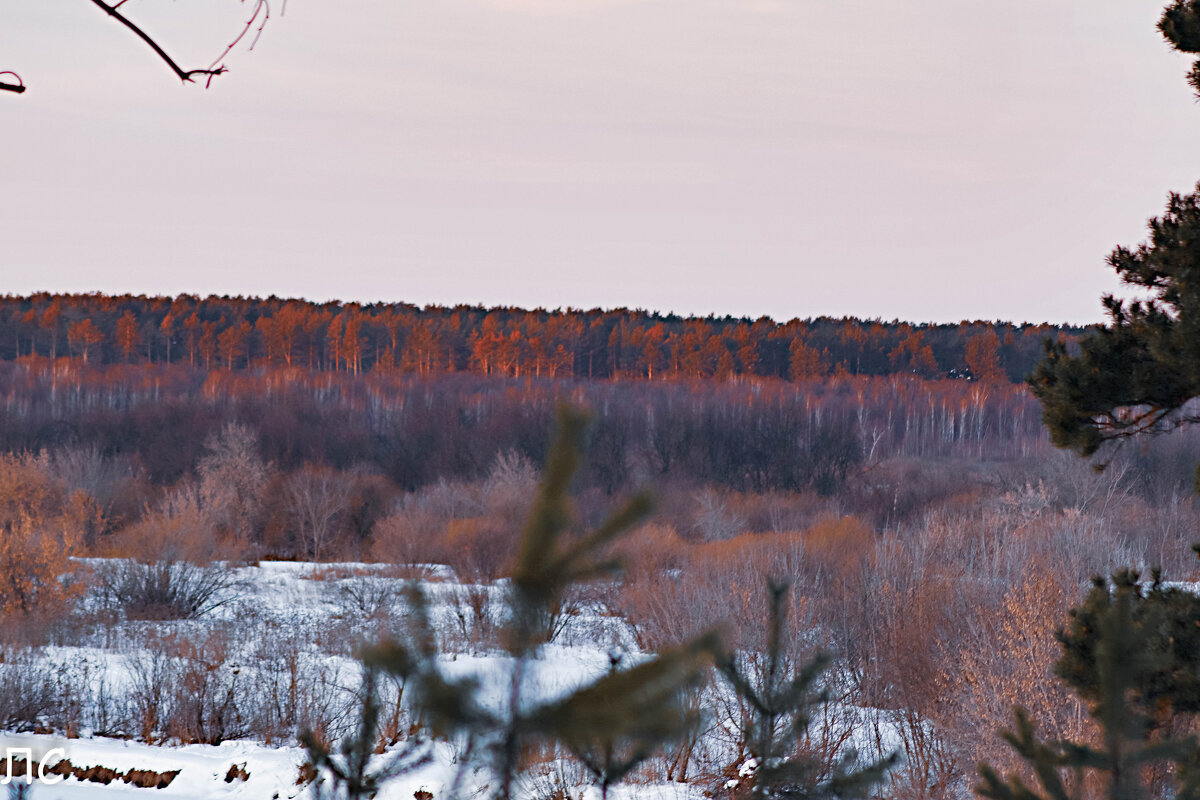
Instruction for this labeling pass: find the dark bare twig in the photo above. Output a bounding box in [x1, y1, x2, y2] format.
[0, 71, 26, 94]
[87, 0, 228, 84]
[1083, 404, 1200, 472]
[1095, 406, 1200, 439]
[9, 0, 281, 94]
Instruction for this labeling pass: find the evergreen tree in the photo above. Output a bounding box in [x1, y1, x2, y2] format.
[552, 651, 696, 800]
[1029, 1, 1200, 489]
[716, 581, 895, 799]
[1017, 6, 1200, 793]
[1028, 185, 1200, 484]
[306, 406, 715, 800]
[977, 570, 1200, 800]
[1160, 0, 1200, 97]
[1057, 569, 1200, 723]
[301, 585, 481, 800]
[476, 405, 715, 800]
[301, 659, 436, 800]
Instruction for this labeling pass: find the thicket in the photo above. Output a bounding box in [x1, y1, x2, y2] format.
[0, 357, 1044, 496]
[0, 401, 1195, 798]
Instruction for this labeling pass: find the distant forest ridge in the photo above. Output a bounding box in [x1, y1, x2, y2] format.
[0, 293, 1090, 382]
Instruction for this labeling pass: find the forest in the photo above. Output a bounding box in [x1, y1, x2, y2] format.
[1, 291, 1198, 798]
[9, 0, 1200, 795]
[0, 293, 1084, 382]
[0, 293, 1077, 557]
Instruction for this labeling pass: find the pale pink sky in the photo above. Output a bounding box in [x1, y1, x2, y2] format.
[2, 0, 1198, 323]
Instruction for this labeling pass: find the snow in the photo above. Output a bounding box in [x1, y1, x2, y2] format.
[2, 559, 883, 799]
[0, 733, 310, 799]
[0, 732, 702, 799]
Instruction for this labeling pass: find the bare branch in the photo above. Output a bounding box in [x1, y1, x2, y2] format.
[87, 0, 227, 84]
[1085, 402, 1200, 470]
[0, 72, 26, 94]
[207, 0, 273, 73]
[10, 0, 281, 94]
[1091, 400, 1200, 441]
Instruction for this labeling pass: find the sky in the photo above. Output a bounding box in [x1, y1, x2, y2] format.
[2, 0, 1199, 324]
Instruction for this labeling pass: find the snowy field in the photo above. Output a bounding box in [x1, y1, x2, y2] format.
[0, 731, 708, 799]
[0, 560, 885, 799]
[0, 563, 710, 800]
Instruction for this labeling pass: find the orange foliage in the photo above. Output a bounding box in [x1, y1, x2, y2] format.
[0, 455, 97, 621]
[944, 555, 1088, 780]
[0, 292, 1088, 383]
[614, 522, 687, 581]
[691, 530, 805, 577]
[100, 498, 239, 564]
[801, 515, 874, 581]
[369, 513, 428, 566]
[373, 514, 521, 580]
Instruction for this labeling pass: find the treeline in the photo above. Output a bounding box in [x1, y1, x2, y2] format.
[0, 293, 1088, 381]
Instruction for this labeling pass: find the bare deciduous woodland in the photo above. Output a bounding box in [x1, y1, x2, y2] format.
[7, 1, 1200, 798]
[0, 289, 1198, 798]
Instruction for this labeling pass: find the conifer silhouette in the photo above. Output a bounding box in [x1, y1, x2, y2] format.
[716, 581, 895, 799]
[305, 406, 715, 800]
[977, 570, 1200, 800]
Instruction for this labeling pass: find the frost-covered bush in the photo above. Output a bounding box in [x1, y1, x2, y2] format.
[125, 630, 257, 744]
[0, 648, 58, 731]
[335, 576, 401, 622]
[98, 560, 243, 620]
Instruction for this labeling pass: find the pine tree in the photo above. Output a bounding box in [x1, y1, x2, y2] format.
[301, 585, 480, 800]
[1160, 0, 1200, 97]
[301, 660, 435, 800]
[716, 581, 896, 799]
[1028, 185, 1200, 482]
[544, 645, 713, 800]
[977, 570, 1200, 800]
[1029, 0, 1200, 489]
[999, 8, 1200, 797]
[478, 405, 715, 800]
[306, 406, 716, 800]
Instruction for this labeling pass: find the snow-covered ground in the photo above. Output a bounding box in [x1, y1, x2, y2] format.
[0, 733, 312, 799]
[1, 560, 880, 799]
[0, 731, 703, 799]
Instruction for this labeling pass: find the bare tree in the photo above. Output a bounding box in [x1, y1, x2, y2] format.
[3, 0, 279, 94]
[285, 464, 353, 562]
[198, 422, 271, 544]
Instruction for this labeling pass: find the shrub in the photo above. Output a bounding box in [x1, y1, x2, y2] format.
[335, 576, 401, 622]
[0, 454, 95, 626]
[0, 647, 58, 731]
[98, 559, 243, 620]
